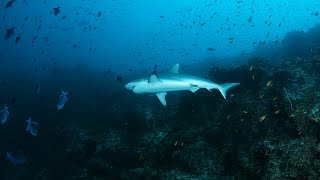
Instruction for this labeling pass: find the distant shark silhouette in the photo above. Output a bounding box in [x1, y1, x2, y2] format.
[125, 64, 240, 106]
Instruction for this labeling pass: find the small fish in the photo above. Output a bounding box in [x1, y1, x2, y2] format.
[26, 117, 39, 136]
[174, 141, 178, 146]
[4, 27, 14, 40]
[266, 32, 270, 37]
[272, 97, 278, 101]
[6, 151, 27, 166]
[35, 81, 40, 94]
[259, 115, 267, 122]
[274, 110, 280, 115]
[249, 66, 253, 71]
[259, 94, 264, 99]
[15, 36, 21, 44]
[57, 90, 68, 110]
[0, 105, 9, 124]
[252, 74, 255, 80]
[207, 47, 216, 51]
[266, 80, 272, 87]
[5, 0, 15, 9]
[242, 111, 248, 114]
[98, 11, 102, 17]
[53, 6, 60, 16]
[226, 115, 231, 120]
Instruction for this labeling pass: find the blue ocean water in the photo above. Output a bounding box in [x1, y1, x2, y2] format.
[0, 0, 320, 179]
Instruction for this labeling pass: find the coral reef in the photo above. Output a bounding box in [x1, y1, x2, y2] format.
[4, 28, 320, 180]
[47, 43, 320, 180]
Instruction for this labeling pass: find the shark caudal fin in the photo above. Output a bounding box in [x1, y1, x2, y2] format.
[218, 83, 240, 99]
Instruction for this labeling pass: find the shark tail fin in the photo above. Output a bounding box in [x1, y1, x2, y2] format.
[218, 83, 240, 99]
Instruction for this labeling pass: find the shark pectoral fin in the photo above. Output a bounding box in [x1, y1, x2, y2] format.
[169, 64, 179, 74]
[156, 92, 167, 106]
[190, 88, 200, 93]
[149, 74, 161, 83]
[190, 85, 200, 93]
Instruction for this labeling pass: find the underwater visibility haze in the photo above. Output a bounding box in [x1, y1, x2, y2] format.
[0, 0, 320, 179]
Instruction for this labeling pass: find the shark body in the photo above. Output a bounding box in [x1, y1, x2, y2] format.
[125, 64, 240, 106]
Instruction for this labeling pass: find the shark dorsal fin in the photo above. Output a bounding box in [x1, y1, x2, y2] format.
[156, 92, 167, 106]
[149, 74, 161, 83]
[169, 64, 179, 74]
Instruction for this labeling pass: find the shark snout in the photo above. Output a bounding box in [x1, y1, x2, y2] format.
[125, 83, 135, 90]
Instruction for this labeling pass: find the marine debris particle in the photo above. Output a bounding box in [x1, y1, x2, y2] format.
[5, 0, 15, 8]
[4, 27, 14, 40]
[159, 15, 165, 18]
[53, 7, 61, 16]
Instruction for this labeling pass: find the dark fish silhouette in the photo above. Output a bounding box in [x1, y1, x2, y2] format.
[53, 7, 60, 16]
[5, 0, 15, 9]
[6, 151, 27, 166]
[4, 27, 14, 40]
[15, 36, 21, 44]
[35, 81, 40, 94]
